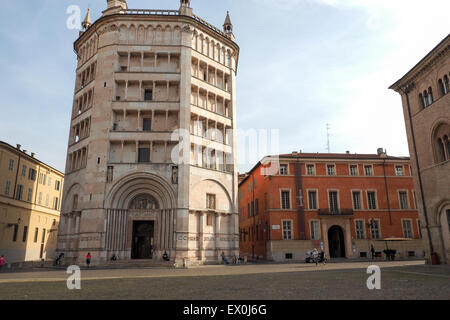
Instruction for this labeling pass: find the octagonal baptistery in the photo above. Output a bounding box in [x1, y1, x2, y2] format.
[57, 0, 240, 266]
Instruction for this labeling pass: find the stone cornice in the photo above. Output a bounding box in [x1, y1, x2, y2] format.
[389, 34, 450, 93]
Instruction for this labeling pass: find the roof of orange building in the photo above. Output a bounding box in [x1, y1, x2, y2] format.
[239, 151, 410, 186]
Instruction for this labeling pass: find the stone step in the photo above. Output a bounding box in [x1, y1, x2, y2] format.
[101, 259, 175, 268]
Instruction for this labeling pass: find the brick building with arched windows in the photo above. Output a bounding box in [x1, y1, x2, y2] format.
[390, 33, 450, 265]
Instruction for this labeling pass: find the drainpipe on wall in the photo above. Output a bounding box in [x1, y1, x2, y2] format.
[294, 159, 306, 240]
[401, 83, 435, 257]
[382, 159, 393, 225]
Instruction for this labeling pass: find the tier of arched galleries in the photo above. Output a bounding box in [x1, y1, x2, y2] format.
[61, 183, 83, 214]
[432, 122, 450, 164]
[190, 179, 233, 213]
[436, 201, 450, 264]
[105, 172, 176, 209]
[191, 30, 233, 67]
[78, 35, 98, 65]
[118, 24, 182, 45]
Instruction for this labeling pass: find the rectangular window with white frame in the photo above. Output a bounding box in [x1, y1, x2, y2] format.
[364, 165, 373, 176]
[329, 191, 339, 213]
[355, 220, 365, 239]
[370, 219, 381, 239]
[349, 164, 358, 176]
[308, 190, 318, 210]
[402, 219, 413, 238]
[281, 190, 291, 209]
[279, 164, 288, 175]
[399, 191, 409, 209]
[310, 220, 321, 240]
[367, 191, 377, 210]
[327, 164, 336, 176]
[306, 164, 315, 175]
[352, 191, 362, 210]
[282, 220, 293, 240]
[395, 165, 404, 176]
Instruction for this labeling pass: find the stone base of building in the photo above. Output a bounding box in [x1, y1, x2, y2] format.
[264, 239, 425, 262]
[56, 248, 239, 268]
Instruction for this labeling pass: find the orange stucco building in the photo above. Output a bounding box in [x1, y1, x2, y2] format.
[238, 149, 424, 261]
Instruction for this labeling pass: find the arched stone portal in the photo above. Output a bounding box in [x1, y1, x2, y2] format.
[104, 172, 177, 261]
[437, 202, 450, 264]
[328, 225, 346, 258]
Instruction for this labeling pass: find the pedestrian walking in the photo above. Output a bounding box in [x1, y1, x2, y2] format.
[312, 248, 319, 266]
[320, 250, 327, 265]
[371, 245, 375, 260]
[86, 252, 92, 268]
[221, 251, 229, 265]
[0, 255, 5, 271]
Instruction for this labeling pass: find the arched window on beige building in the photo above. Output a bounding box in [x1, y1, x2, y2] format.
[433, 123, 450, 163]
[439, 75, 449, 96]
[420, 87, 434, 108]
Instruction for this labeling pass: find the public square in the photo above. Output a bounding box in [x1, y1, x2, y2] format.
[0, 260, 449, 300]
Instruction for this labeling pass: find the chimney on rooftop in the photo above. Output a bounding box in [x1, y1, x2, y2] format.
[377, 148, 387, 158]
[16, 144, 21, 150]
[31, 152, 35, 158]
[346, 151, 350, 154]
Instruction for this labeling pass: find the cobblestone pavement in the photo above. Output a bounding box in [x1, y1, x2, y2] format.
[0, 260, 449, 300]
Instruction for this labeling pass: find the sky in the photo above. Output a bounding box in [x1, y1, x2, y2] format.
[0, 0, 449, 173]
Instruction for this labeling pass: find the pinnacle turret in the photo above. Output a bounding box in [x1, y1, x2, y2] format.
[82, 8, 92, 30]
[223, 11, 233, 34]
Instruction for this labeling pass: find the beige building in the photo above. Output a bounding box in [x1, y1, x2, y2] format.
[390, 34, 450, 264]
[58, 0, 240, 266]
[0, 141, 63, 263]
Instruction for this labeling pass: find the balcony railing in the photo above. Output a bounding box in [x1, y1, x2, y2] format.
[318, 208, 354, 216]
[125, 9, 180, 16]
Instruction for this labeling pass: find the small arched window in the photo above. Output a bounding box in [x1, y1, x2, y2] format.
[444, 75, 450, 94]
[438, 138, 446, 162]
[423, 90, 429, 107]
[445, 135, 450, 159]
[428, 87, 434, 104]
[433, 123, 450, 164]
[439, 79, 445, 96]
[419, 93, 424, 108]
